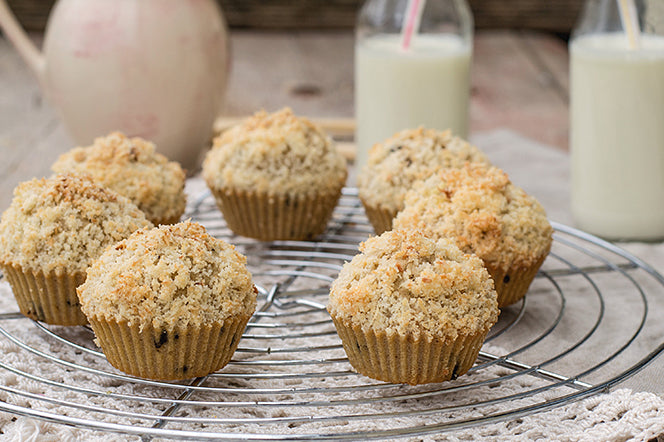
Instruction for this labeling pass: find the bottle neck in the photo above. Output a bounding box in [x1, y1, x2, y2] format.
[356, 0, 473, 44]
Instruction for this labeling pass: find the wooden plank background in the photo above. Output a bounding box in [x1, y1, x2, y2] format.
[5, 0, 583, 33]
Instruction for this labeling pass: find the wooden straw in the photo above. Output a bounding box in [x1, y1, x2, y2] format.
[617, 0, 641, 49]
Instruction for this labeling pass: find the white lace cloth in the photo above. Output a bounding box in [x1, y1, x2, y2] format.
[1, 130, 664, 441]
[2, 387, 664, 441]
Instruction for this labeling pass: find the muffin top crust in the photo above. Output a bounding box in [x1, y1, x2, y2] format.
[77, 221, 257, 331]
[394, 163, 553, 271]
[328, 228, 498, 342]
[0, 174, 152, 274]
[202, 108, 347, 194]
[357, 127, 490, 213]
[51, 132, 186, 225]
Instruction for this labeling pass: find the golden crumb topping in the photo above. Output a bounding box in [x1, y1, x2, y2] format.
[394, 163, 553, 271]
[77, 221, 257, 331]
[52, 132, 186, 225]
[0, 174, 152, 274]
[202, 108, 348, 194]
[357, 127, 490, 213]
[328, 229, 498, 342]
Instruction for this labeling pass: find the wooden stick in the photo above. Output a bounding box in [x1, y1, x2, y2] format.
[335, 141, 356, 161]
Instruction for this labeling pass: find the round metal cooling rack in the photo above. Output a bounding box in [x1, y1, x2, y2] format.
[1, 187, 664, 441]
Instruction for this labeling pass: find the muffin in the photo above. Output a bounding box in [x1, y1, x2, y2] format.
[51, 132, 186, 225]
[0, 174, 152, 325]
[202, 108, 348, 241]
[394, 163, 553, 308]
[76, 221, 257, 380]
[328, 229, 498, 385]
[357, 127, 490, 235]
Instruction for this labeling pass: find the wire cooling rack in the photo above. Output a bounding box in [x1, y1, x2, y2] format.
[1, 187, 664, 441]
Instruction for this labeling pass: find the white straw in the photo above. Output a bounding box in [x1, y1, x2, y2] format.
[400, 0, 427, 50]
[617, 0, 641, 49]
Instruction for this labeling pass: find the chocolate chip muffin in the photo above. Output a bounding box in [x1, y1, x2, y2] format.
[328, 228, 498, 385]
[77, 221, 257, 380]
[203, 108, 348, 240]
[357, 127, 490, 234]
[0, 174, 152, 325]
[394, 163, 553, 307]
[52, 132, 186, 225]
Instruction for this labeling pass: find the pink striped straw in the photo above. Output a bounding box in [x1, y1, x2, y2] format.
[401, 0, 426, 50]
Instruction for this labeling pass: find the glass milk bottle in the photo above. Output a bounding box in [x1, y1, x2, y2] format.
[354, 0, 473, 171]
[570, 0, 664, 241]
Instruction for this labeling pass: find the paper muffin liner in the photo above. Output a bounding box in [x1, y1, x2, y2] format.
[87, 315, 251, 380]
[330, 315, 490, 385]
[487, 250, 550, 308]
[209, 186, 343, 241]
[359, 198, 397, 236]
[1, 263, 87, 325]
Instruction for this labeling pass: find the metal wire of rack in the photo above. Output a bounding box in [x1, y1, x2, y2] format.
[0, 187, 664, 441]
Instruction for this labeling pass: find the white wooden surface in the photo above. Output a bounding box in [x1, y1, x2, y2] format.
[0, 29, 569, 211]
